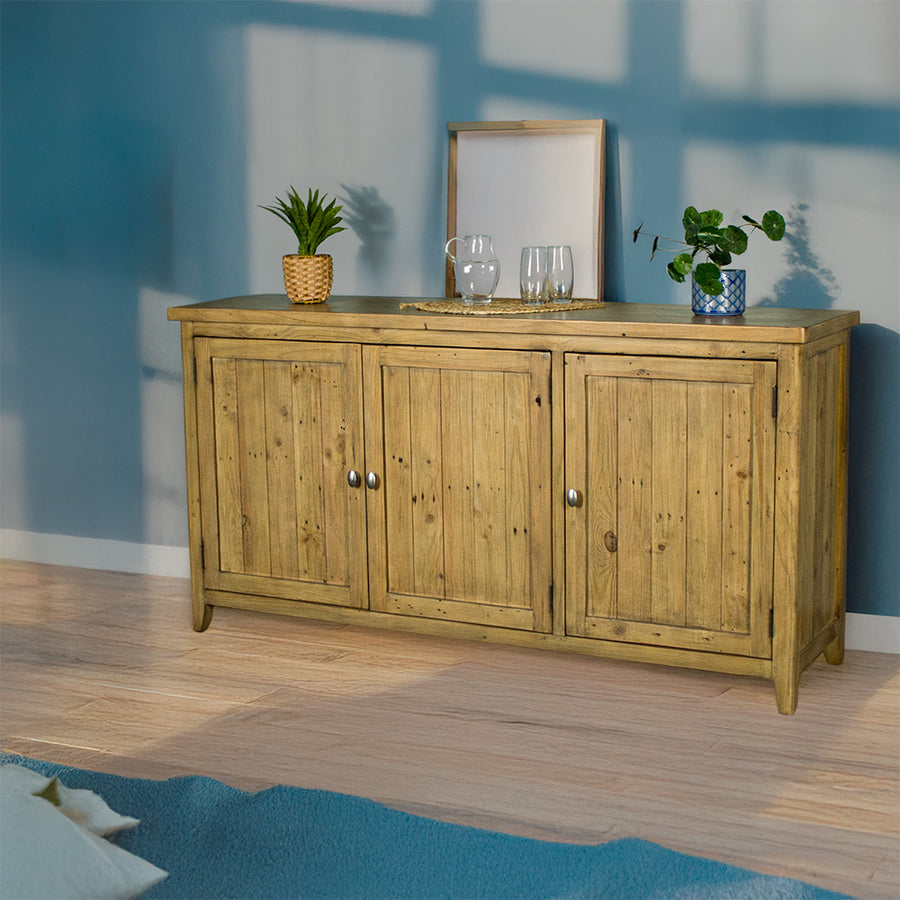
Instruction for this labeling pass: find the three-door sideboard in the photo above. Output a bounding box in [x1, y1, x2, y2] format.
[168, 295, 859, 713]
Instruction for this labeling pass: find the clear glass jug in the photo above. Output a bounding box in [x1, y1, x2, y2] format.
[445, 234, 500, 305]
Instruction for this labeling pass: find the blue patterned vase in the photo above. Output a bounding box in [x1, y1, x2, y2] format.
[691, 269, 746, 316]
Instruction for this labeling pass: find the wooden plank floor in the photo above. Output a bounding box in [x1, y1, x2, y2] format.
[1, 559, 897, 899]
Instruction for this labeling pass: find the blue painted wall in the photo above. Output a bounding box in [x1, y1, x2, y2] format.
[1, 0, 897, 617]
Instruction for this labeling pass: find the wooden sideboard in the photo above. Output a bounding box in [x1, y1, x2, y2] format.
[168, 295, 859, 714]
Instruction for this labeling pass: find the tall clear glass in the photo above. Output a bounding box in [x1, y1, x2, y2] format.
[547, 245, 574, 303]
[519, 246, 547, 305]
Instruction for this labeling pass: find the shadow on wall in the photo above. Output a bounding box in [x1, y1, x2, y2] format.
[751, 204, 899, 616]
[339, 185, 397, 295]
[756, 204, 839, 310]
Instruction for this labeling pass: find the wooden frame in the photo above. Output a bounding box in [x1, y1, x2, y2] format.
[446, 120, 606, 300]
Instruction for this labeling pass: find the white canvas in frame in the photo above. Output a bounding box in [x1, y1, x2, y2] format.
[447, 120, 606, 300]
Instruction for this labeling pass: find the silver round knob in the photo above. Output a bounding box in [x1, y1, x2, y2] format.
[566, 488, 583, 508]
[347, 470, 361, 488]
[365, 471, 379, 490]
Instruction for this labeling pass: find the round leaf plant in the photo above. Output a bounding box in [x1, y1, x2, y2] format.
[633, 206, 785, 296]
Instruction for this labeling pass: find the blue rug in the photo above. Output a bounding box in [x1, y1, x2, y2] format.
[1, 754, 851, 899]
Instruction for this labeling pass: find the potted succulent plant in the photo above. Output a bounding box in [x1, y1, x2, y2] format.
[261, 187, 345, 303]
[633, 206, 785, 315]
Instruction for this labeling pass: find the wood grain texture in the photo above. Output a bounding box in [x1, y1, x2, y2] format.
[364, 346, 551, 632]
[168, 295, 859, 347]
[1, 560, 896, 900]
[195, 339, 366, 609]
[564, 355, 774, 659]
[175, 299, 855, 715]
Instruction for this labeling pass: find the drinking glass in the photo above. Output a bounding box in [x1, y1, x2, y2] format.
[519, 246, 547, 305]
[547, 245, 574, 303]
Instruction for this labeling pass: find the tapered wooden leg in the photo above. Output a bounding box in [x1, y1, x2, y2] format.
[193, 602, 213, 632]
[824, 630, 845, 665]
[774, 659, 800, 715]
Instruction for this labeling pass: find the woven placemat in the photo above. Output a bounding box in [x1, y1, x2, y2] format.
[399, 298, 606, 315]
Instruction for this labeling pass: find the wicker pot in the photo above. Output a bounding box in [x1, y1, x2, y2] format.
[282, 254, 333, 304]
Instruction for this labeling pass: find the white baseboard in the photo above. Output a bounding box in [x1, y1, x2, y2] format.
[844, 612, 900, 655]
[0, 529, 189, 579]
[1, 529, 897, 654]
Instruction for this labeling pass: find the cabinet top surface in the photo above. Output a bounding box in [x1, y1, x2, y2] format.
[168, 295, 859, 343]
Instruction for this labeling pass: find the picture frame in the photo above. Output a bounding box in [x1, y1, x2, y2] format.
[446, 119, 606, 300]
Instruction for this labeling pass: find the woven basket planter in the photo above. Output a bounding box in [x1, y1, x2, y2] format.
[282, 254, 333, 304]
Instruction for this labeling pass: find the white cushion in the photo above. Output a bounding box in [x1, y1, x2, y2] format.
[0, 764, 167, 899]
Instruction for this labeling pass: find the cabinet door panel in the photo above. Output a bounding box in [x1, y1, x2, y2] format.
[565, 354, 775, 657]
[196, 338, 366, 608]
[365, 346, 552, 631]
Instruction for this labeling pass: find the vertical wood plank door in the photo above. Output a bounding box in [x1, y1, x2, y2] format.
[194, 338, 367, 608]
[565, 354, 777, 657]
[364, 346, 552, 632]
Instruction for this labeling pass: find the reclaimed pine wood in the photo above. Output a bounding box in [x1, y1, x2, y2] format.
[363, 345, 552, 631]
[564, 354, 774, 658]
[1, 560, 896, 899]
[196, 338, 366, 611]
[170, 297, 858, 714]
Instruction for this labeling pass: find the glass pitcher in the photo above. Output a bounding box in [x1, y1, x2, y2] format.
[445, 234, 500, 305]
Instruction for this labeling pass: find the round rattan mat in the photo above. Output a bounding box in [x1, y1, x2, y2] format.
[399, 298, 605, 315]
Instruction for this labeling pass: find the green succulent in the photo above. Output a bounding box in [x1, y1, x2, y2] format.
[260, 187, 346, 256]
[633, 206, 785, 296]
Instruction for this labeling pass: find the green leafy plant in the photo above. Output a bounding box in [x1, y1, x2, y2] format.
[633, 206, 786, 295]
[260, 187, 346, 256]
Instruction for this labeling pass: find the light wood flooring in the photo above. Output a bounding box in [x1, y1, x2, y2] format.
[1, 560, 897, 899]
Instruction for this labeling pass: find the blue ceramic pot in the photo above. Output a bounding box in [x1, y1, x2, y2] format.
[691, 269, 746, 316]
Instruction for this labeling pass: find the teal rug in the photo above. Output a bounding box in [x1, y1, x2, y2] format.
[1, 754, 850, 899]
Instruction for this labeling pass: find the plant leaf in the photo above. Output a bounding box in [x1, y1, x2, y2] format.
[762, 210, 786, 241]
[697, 226, 723, 244]
[682, 206, 701, 242]
[262, 187, 346, 253]
[695, 261, 724, 295]
[672, 252, 694, 275]
[709, 247, 732, 266]
[650, 235, 659, 261]
[666, 261, 687, 283]
[700, 209, 723, 228]
[632, 222, 644, 243]
[720, 225, 748, 255]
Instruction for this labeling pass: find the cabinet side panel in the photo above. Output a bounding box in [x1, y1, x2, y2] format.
[686, 382, 725, 630]
[650, 379, 688, 626]
[808, 341, 846, 643]
[263, 361, 300, 580]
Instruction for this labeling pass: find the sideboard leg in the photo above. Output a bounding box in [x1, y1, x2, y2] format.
[193, 603, 213, 632]
[824, 630, 845, 665]
[774, 662, 800, 715]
